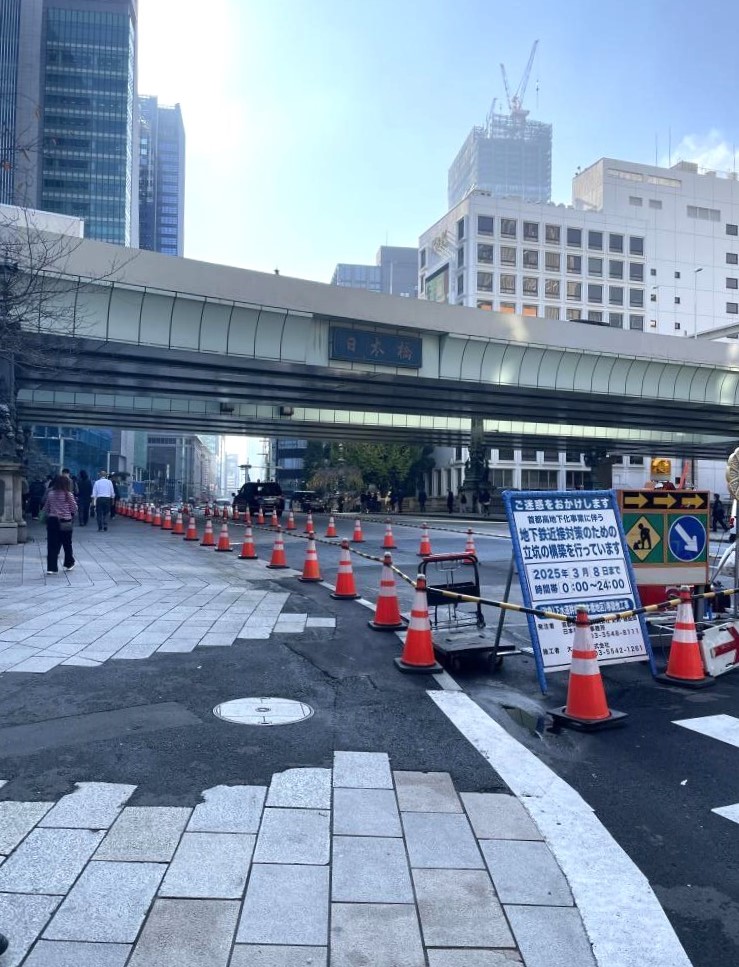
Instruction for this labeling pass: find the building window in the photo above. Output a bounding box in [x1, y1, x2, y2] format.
[588, 256, 603, 276]
[521, 469, 559, 490]
[478, 215, 495, 235]
[728, 277, 739, 289]
[457, 247, 465, 267]
[477, 300, 493, 310]
[629, 236, 644, 256]
[477, 271, 493, 292]
[629, 314, 644, 330]
[566, 308, 581, 320]
[497, 448, 515, 461]
[728, 302, 739, 314]
[500, 274, 516, 294]
[674, 322, 681, 330]
[567, 227, 582, 247]
[650, 292, 657, 302]
[457, 218, 465, 239]
[629, 288, 644, 308]
[649, 199, 663, 209]
[419, 248, 426, 268]
[545, 306, 560, 319]
[566, 281, 581, 300]
[523, 249, 539, 268]
[523, 277, 538, 296]
[674, 270, 680, 278]
[728, 224, 739, 236]
[521, 448, 538, 461]
[588, 283, 603, 303]
[500, 246, 517, 266]
[629, 196, 643, 206]
[544, 278, 560, 298]
[609, 260, 624, 279]
[500, 218, 517, 238]
[674, 296, 681, 304]
[609, 312, 623, 327]
[586, 310, 603, 322]
[523, 221, 539, 241]
[566, 254, 582, 274]
[609, 233, 624, 253]
[478, 243, 494, 263]
[728, 252, 738, 265]
[609, 285, 624, 305]
[545, 224, 561, 243]
[629, 263, 644, 282]
[457, 274, 464, 295]
[522, 304, 538, 316]
[542, 449, 559, 462]
[566, 451, 582, 463]
[650, 268, 657, 276]
[545, 251, 560, 271]
[588, 230, 603, 251]
[499, 302, 516, 313]
[687, 206, 721, 221]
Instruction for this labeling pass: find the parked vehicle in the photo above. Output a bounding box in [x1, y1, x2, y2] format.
[290, 490, 327, 513]
[233, 481, 284, 516]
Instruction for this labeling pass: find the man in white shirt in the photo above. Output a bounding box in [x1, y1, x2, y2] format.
[92, 470, 116, 532]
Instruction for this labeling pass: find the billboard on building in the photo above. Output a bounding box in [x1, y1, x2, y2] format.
[425, 265, 449, 303]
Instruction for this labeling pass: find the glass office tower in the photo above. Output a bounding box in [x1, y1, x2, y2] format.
[138, 95, 185, 255]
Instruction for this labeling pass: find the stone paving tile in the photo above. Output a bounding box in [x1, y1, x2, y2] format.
[23, 940, 132, 967]
[402, 813, 484, 869]
[43, 861, 166, 943]
[0, 893, 61, 967]
[394, 772, 462, 813]
[6, 655, 65, 673]
[113, 642, 162, 660]
[0, 828, 104, 894]
[237, 863, 329, 946]
[481, 840, 573, 906]
[461, 793, 543, 841]
[413, 868, 515, 948]
[61, 657, 101, 668]
[159, 832, 255, 898]
[199, 633, 237, 647]
[126, 898, 240, 967]
[0, 646, 42, 670]
[332, 751, 393, 789]
[332, 788, 402, 837]
[330, 903, 425, 967]
[332, 836, 414, 902]
[504, 905, 596, 967]
[230, 945, 328, 966]
[156, 638, 201, 653]
[0, 801, 53, 853]
[427, 952, 523, 967]
[253, 808, 330, 865]
[95, 807, 191, 863]
[266, 768, 331, 809]
[187, 784, 266, 834]
[39, 782, 136, 829]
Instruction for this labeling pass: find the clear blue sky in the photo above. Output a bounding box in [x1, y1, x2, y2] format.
[140, 0, 739, 284]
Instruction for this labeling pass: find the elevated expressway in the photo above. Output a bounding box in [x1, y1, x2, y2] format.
[14, 235, 739, 457]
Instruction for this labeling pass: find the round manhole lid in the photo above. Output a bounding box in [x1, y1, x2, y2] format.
[213, 697, 314, 726]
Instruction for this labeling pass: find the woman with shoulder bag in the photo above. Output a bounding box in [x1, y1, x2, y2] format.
[41, 474, 78, 574]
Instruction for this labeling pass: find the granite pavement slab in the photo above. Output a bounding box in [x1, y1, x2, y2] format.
[332, 836, 414, 902]
[394, 772, 462, 813]
[413, 868, 516, 948]
[237, 864, 329, 946]
[0, 801, 53, 854]
[39, 782, 136, 830]
[95, 807, 191, 863]
[402, 812, 484, 869]
[0, 893, 60, 967]
[333, 751, 392, 789]
[253, 808, 330, 865]
[0, 828, 105, 895]
[159, 832, 255, 898]
[330, 903, 425, 967]
[23, 940, 132, 967]
[332, 788, 402, 837]
[126, 898, 240, 967]
[461, 793, 543, 841]
[266, 768, 331, 809]
[187, 784, 267, 834]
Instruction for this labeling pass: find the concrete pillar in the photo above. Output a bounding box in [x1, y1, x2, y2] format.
[0, 461, 26, 544]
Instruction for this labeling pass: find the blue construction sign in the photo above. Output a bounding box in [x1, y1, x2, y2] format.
[668, 515, 707, 563]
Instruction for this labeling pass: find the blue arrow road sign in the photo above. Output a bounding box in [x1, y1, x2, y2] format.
[668, 515, 707, 562]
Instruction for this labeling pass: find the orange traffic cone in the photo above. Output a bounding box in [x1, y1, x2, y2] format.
[352, 518, 365, 543]
[270, 509, 279, 529]
[232, 507, 240, 522]
[244, 508, 252, 526]
[238, 524, 258, 559]
[162, 509, 173, 531]
[304, 511, 314, 534]
[656, 586, 714, 688]
[395, 574, 442, 673]
[382, 519, 396, 549]
[257, 506, 265, 526]
[215, 522, 232, 552]
[152, 507, 161, 527]
[204, 503, 211, 517]
[139, 505, 147, 522]
[266, 528, 289, 569]
[463, 528, 476, 563]
[222, 505, 229, 520]
[184, 516, 199, 541]
[146, 505, 154, 525]
[172, 512, 185, 536]
[417, 523, 432, 557]
[200, 519, 215, 546]
[369, 553, 406, 632]
[286, 510, 296, 531]
[298, 533, 322, 582]
[331, 540, 360, 599]
[550, 607, 627, 729]
[325, 516, 338, 538]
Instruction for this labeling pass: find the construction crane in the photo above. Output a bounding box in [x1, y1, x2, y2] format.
[500, 40, 539, 121]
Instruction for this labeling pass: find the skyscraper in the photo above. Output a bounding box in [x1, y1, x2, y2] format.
[0, 0, 138, 245]
[138, 95, 185, 255]
[331, 246, 418, 297]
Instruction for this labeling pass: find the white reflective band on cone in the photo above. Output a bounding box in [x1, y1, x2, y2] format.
[570, 656, 599, 676]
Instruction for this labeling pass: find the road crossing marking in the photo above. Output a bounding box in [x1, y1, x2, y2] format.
[672, 713, 739, 749]
[711, 803, 739, 825]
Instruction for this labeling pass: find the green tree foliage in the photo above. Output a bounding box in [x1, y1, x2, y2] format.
[305, 441, 433, 495]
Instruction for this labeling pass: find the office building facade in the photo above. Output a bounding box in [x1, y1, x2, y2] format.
[331, 246, 418, 297]
[138, 95, 185, 255]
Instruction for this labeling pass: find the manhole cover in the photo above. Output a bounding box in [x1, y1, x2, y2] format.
[213, 697, 314, 726]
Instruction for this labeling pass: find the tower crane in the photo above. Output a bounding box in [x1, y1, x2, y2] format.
[500, 40, 539, 121]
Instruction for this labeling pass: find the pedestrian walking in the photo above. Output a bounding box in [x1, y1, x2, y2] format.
[712, 494, 729, 533]
[418, 488, 427, 514]
[76, 470, 92, 526]
[480, 488, 491, 517]
[92, 470, 115, 531]
[27, 479, 46, 519]
[42, 474, 77, 573]
[110, 476, 120, 518]
[446, 489, 454, 514]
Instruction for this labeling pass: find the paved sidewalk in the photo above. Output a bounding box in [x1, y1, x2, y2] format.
[0, 752, 596, 967]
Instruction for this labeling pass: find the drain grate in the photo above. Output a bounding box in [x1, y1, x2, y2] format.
[213, 697, 314, 726]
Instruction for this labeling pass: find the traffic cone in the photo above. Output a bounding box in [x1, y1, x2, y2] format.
[286, 510, 296, 531]
[172, 512, 185, 536]
[232, 507, 240, 522]
[331, 540, 360, 599]
[162, 509, 172, 531]
[184, 515, 199, 541]
[382, 519, 396, 549]
[139, 505, 147, 522]
[352, 518, 365, 543]
[656, 586, 715, 688]
[146, 505, 154, 525]
[222, 505, 229, 520]
[417, 523, 432, 557]
[200, 518, 215, 546]
[266, 528, 289, 569]
[298, 533, 322, 582]
[304, 511, 314, 534]
[257, 506, 265, 526]
[463, 528, 476, 563]
[550, 607, 627, 729]
[325, 515, 338, 538]
[270, 509, 279, 529]
[238, 524, 258, 559]
[215, 522, 232, 552]
[369, 553, 406, 632]
[394, 575, 442, 673]
[182, 503, 189, 517]
[204, 503, 211, 517]
[152, 507, 161, 527]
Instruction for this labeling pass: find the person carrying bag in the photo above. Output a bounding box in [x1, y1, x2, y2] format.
[42, 474, 78, 574]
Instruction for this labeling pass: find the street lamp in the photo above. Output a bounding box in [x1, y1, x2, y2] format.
[693, 267, 703, 339]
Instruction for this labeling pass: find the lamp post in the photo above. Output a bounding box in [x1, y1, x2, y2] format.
[693, 267, 703, 339]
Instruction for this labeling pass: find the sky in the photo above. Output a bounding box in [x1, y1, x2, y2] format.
[138, 0, 739, 469]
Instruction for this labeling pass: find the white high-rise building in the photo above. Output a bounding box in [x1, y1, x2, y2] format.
[419, 156, 739, 499]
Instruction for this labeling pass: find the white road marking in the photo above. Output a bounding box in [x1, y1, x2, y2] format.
[673, 713, 739, 749]
[712, 803, 739, 824]
[430, 690, 692, 967]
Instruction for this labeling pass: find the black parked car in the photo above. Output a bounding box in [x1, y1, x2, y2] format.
[233, 482, 284, 517]
[290, 490, 327, 513]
